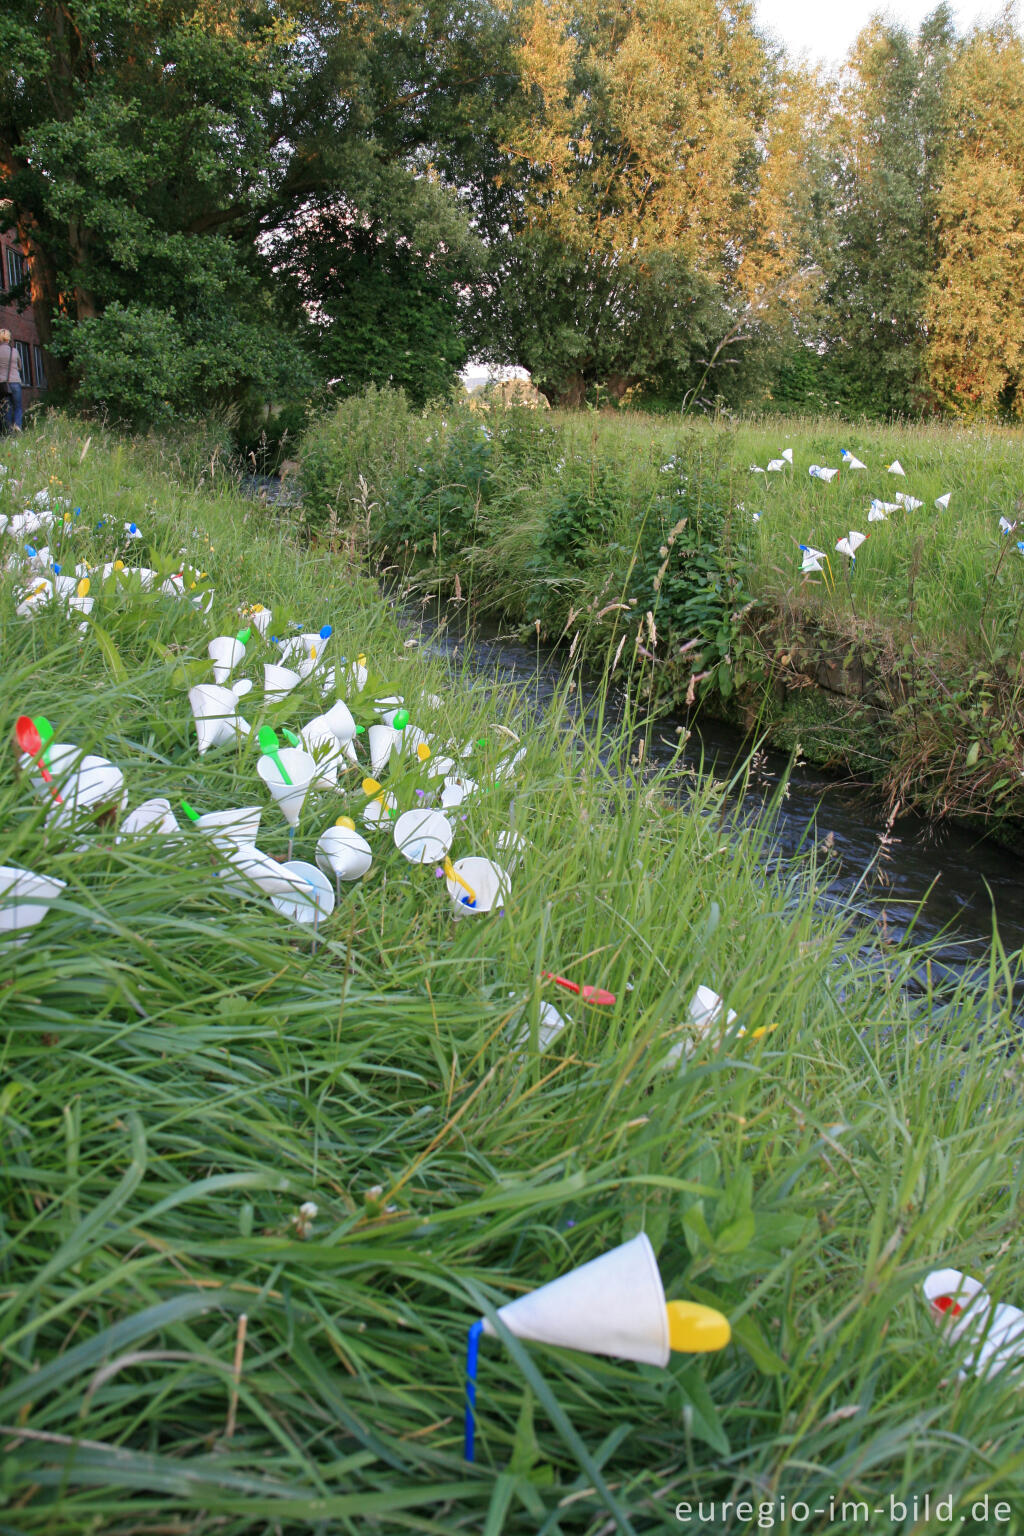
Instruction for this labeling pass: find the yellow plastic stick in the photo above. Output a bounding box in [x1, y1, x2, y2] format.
[444, 857, 477, 904]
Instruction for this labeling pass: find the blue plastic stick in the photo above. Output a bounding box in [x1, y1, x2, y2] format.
[464, 1319, 484, 1461]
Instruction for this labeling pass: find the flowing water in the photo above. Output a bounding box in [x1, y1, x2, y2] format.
[420, 613, 1024, 977]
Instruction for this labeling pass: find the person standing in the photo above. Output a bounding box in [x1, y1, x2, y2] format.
[0, 328, 24, 431]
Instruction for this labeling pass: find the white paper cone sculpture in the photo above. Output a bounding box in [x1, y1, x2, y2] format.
[894, 493, 923, 511]
[0, 865, 66, 942]
[888, 460, 906, 476]
[299, 725, 344, 788]
[808, 465, 838, 482]
[263, 662, 302, 704]
[368, 723, 399, 778]
[483, 1233, 671, 1365]
[511, 1000, 567, 1051]
[189, 684, 250, 754]
[220, 845, 315, 898]
[269, 860, 335, 924]
[257, 746, 316, 828]
[923, 1269, 1024, 1379]
[316, 825, 373, 882]
[840, 450, 866, 469]
[118, 797, 181, 841]
[208, 635, 245, 686]
[195, 805, 262, 849]
[393, 808, 454, 864]
[445, 856, 509, 915]
[935, 493, 951, 510]
[242, 603, 272, 636]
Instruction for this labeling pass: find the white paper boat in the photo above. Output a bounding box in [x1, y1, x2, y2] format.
[799, 546, 826, 573]
[263, 662, 301, 704]
[393, 808, 454, 864]
[445, 856, 509, 914]
[0, 864, 66, 942]
[256, 746, 316, 828]
[208, 635, 245, 685]
[316, 824, 373, 882]
[894, 493, 922, 511]
[269, 859, 335, 925]
[808, 465, 838, 482]
[118, 797, 181, 841]
[189, 684, 251, 754]
[195, 805, 262, 849]
[483, 1233, 671, 1366]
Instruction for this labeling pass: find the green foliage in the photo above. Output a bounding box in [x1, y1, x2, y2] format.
[296, 385, 421, 529]
[382, 416, 494, 554]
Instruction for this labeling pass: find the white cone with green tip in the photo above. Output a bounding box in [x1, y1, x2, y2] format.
[256, 746, 316, 828]
[368, 723, 398, 778]
[208, 635, 245, 685]
[482, 1233, 670, 1366]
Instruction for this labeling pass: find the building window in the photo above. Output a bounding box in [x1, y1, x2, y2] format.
[5, 245, 26, 291]
[33, 345, 46, 389]
[15, 340, 31, 384]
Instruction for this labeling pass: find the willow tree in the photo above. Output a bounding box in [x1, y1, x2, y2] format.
[459, 0, 812, 406]
[926, 19, 1024, 417]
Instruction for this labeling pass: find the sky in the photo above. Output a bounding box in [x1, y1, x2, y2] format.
[755, 0, 1009, 66]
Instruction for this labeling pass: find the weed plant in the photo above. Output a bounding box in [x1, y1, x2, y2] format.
[2, 418, 1024, 1533]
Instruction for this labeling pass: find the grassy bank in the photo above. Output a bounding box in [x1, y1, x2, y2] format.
[3, 416, 1024, 1533]
[297, 395, 1024, 835]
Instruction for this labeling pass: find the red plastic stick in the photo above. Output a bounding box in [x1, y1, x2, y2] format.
[540, 971, 616, 1006]
[14, 716, 63, 803]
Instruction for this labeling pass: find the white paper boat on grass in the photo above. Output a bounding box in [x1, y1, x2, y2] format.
[208, 634, 246, 685]
[445, 856, 509, 915]
[256, 746, 317, 828]
[263, 662, 302, 704]
[316, 824, 373, 882]
[840, 449, 866, 469]
[870, 500, 900, 516]
[195, 805, 262, 849]
[189, 684, 251, 754]
[393, 808, 454, 864]
[0, 865, 66, 942]
[269, 860, 335, 925]
[923, 1269, 1024, 1380]
[482, 1233, 729, 1366]
[118, 797, 181, 841]
[894, 493, 923, 511]
[809, 465, 838, 482]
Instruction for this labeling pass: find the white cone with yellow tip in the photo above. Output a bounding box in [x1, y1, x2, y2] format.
[482, 1233, 730, 1365]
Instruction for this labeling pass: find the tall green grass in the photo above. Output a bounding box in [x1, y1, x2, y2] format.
[2, 417, 1024, 1533]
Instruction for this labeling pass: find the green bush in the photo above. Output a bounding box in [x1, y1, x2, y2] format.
[297, 384, 421, 532]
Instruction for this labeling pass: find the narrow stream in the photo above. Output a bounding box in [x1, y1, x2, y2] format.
[421, 612, 1024, 974]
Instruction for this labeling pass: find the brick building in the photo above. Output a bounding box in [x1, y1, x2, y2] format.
[0, 226, 47, 405]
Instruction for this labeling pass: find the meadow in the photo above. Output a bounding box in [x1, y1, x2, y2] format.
[2, 416, 1024, 1534]
[298, 395, 1024, 832]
